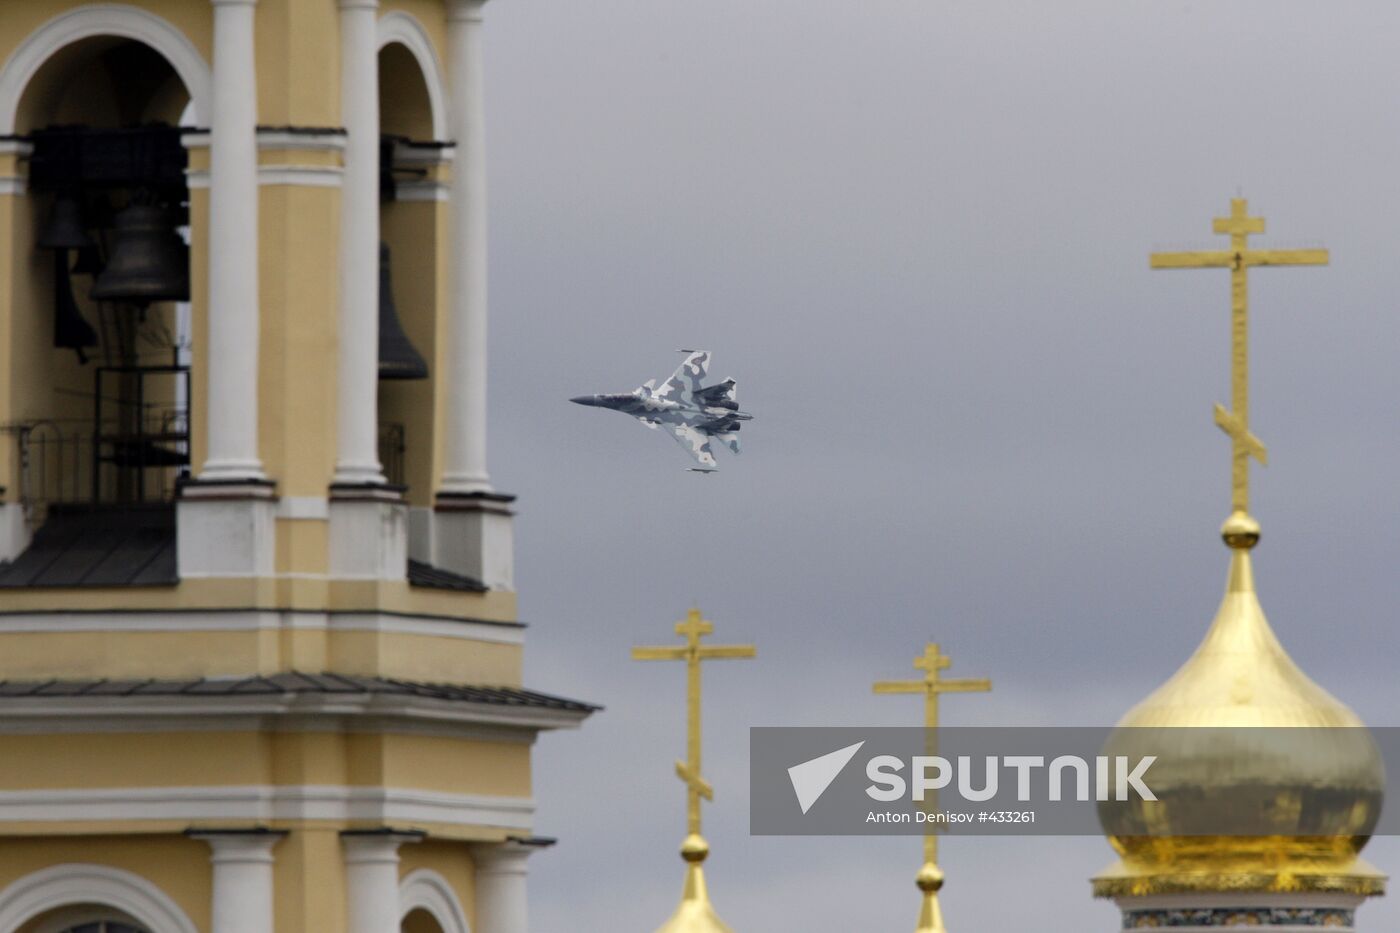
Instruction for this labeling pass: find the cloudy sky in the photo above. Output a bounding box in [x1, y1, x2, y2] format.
[475, 1, 1400, 929]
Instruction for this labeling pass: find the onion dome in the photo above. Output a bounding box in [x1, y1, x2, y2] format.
[1093, 515, 1386, 897]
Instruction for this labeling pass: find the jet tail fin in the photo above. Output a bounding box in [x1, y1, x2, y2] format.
[656, 350, 710, 399]
[715, 432, 741, 455]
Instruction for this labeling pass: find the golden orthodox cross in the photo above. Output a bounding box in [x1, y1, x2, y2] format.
[632, 607, 755, 839]
[874, 643, 991, 872]
[1150, 198, 1327, 521]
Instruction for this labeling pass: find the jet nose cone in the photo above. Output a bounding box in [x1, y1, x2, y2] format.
[570, 395, 600, 407]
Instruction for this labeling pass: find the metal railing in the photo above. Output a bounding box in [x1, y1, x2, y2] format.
[378, 422, 406, 487]
[6, 384, 189, 525]
[7, 416, 404, 525]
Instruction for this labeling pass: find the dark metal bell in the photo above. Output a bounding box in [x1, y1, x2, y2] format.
[52, 253, 98, 363]
[37, 195, 92, 250]
[377, 242, 429, 380]
[90, 203, 189, 303]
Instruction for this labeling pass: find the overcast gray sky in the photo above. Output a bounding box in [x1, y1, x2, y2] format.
[476, 1, 1400, 929]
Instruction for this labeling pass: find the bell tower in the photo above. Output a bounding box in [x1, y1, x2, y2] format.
[0, 3, 588, 933]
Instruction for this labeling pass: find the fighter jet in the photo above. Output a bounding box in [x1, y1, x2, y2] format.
[570, 350, 752, 472]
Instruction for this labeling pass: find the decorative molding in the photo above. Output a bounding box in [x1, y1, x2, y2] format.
[0, 691, 583, 734]
[256, 128, 347, 152]
[190, 166, 344, 189]
[0, 784, 534, 830]
[0, 863, 199, 933]
[377, 11, 450, 140]
[1122, 906, 1355, 929]
[0, 5, 212, 135]
[395, 180, 449, 202]
[401, 868, 472, 933]
[0, 608, 524, 644]
[258, 164, 343, 188]
[276, 496, 330, 520]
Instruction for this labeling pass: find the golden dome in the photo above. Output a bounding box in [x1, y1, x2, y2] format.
[655, 835, 735, 933]
[1093, 530, 1386, 898]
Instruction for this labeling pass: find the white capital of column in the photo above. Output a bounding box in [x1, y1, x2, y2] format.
[191, 831, 282, 933]
[473, 840, 536, 933]
[202, 0, 264, 481]
[343, 832, 420, 933]
[440, 0, 493, 495]
[334, 0, 386, 485]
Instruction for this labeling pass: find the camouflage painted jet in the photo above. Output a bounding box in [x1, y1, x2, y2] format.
[570, 350, 752, 472]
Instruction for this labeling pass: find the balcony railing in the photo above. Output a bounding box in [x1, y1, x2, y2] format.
[378, 422, 406, 488]
[5, 366, 190, 525]
[7, 415, 405, 526]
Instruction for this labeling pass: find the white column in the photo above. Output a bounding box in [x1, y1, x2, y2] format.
[473, 841, 535, 933]
[441, 0, 492, 494]
[203, 0, 264, 481]
[343, 832, 420, 933]
[191, 831, 281, 933]
[335, 0, 385, 485]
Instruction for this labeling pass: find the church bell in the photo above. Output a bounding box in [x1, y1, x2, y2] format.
[377, 241, 429, 380]
[36, 195, 92, 251]
[35, 195, 99, 362]
[90, 203, 189, 304]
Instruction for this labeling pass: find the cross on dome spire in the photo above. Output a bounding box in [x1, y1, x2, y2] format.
[1149, 198, 1328, 548]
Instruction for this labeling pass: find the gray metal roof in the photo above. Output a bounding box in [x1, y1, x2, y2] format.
[0, 504, 176, 588]
[0, 671, 599, 711]
[407, 559, 487, 592]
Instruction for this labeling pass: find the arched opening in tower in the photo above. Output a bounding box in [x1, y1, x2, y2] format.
[401, 906, 448, 933]
[376, 39, 443, 504]
[0, 36, 194, 586]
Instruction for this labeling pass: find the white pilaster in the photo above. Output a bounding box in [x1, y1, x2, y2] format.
[177, 483, 277, 577]
[343, 832, 421, 933]
[441, 0, 492, 494]
[191, 831, 282, 933]
[473, 840, 536, 933]
[0, 502, 30, 563]
[203, 0, 264, 481]
[429, 492, 514, 590]
[329, 486, 408, 580]
[335, 0, 386, 485]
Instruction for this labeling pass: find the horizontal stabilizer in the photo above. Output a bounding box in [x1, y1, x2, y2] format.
[694, 378, 738, 406]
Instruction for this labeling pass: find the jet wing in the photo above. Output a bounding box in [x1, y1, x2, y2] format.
[664, 422, 717, 469]
[656, 350, 710, 400]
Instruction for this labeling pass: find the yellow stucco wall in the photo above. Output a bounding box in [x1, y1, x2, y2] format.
[0, 728, 530, 802]
[0, 621, 523, 684]
[1, 835, 212, 933]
